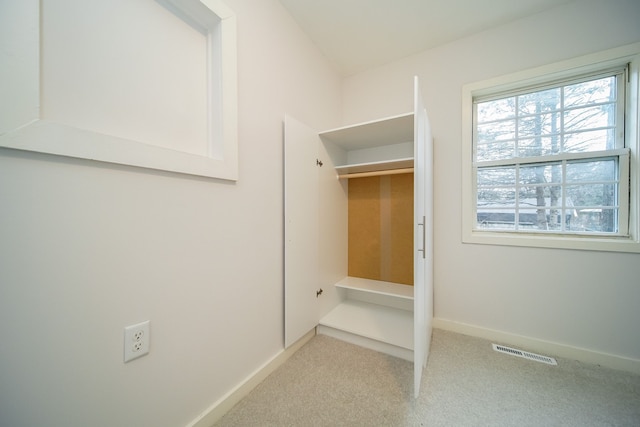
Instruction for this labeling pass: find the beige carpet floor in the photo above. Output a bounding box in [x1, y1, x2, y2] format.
[216, 329, 640, 426]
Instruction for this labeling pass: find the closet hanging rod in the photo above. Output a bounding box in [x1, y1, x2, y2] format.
[338, 167, 414, 180]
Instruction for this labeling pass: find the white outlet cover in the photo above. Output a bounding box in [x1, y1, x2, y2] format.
[124, 320, 150, 363]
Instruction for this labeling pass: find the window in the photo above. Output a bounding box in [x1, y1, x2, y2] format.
[475, 70, 628, 234]
[462, 44, 640, 253]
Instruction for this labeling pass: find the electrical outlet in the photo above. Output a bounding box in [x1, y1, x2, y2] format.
[124, 320, 150, 363]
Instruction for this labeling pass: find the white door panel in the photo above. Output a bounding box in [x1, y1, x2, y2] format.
[284, 115, 320, 348]
[413, 77, 433, 398]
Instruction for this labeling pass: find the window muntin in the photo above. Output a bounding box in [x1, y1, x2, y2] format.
[473, 70, 628, 235]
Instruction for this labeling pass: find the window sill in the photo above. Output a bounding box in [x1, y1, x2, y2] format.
[463, 230, 640, 253]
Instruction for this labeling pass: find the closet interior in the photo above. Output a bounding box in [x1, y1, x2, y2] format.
[284, 77, 433, 397]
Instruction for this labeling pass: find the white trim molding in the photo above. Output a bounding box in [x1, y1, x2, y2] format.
[0, 0, 238, 181]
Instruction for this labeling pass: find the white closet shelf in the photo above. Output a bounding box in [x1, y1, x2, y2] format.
[319, 299, 414, 351]
[319, 113, 414, 150]
[336, 276, 414, 300]
[335, 158, 414, 178]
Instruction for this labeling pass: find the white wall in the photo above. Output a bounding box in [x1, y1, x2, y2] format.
[0, 1, 341, 426]
[342, 0, 640, 367]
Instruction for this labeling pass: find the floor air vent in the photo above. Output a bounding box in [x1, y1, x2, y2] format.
[492, 344, 557, 365]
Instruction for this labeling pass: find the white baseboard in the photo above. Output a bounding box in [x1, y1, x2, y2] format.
[185, 329, 316, 427]
[433, 318, 640, 374]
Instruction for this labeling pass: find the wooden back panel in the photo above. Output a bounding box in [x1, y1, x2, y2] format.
[348, 173, 413, 285]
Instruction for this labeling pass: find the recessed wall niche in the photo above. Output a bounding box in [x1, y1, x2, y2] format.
[0, 0, 238, 180]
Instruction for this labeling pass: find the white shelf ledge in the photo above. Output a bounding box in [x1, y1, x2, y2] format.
[335, 276, 414, 300]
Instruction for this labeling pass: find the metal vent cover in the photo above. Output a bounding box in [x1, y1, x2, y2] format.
[492, 344, 557, 365]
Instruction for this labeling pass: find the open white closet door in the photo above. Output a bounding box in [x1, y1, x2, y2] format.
[283, 115, 321, 348]
[413, 76, 434, 398]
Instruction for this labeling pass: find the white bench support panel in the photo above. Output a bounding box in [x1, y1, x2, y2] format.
[318, 299, 414, 360]
[317, 325, 414, 362]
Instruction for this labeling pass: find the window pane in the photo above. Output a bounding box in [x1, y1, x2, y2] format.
[564, 76, 616, 108]
[518, 112, 560, 138]
[477, 209, 516, 230]
[477, 189, 516, 208]
[519, 164, 562, 185]
[477, 98, 515, 123]
[518, 88, 560, 115]
[477, 167, 516, 186]
[477, 140, 515, 161]
[564, 129, 615, 152]
[566, 183, 617, 208]
[518, 136, 560, 157]
[564, 103, 615, 133]
[477, 120, 515, 145]
[566, 159, 616, 182]
[570, 208, 617, 233]
[518, 186, 562, 207]
[477, 187, 516, 203]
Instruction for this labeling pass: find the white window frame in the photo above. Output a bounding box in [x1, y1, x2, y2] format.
[462, 43, 640, 253]
[0, 0, 238, 181]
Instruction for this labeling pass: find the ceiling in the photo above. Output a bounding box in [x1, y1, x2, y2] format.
[278, 0, 575, 76]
